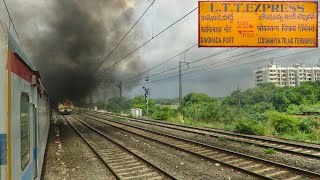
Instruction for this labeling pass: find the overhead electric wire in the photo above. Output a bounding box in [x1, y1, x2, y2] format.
[180, 49, 285, 78]
[2, 0, 23, 47]
[95, 6, 199, 77]
[92, 0, 156, 76]
[181, 48, 320, 80]
[132, 48, 297, 85]
[127, 48, 264, 83]
[147, 48, 286, 83]
[130, 43, 316, 84]
[186, 48, 285, 73]
[126, 48, 238, 82]
[142, 48, 320, 84]
[127, 43, 198, 81]
[142, 48, 265, 82]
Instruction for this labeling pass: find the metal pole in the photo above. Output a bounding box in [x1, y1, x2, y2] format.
[90, 92, 93, 105]
[179, 56, 190, 120]
[143, 86, 151, 117]
[104, 81, 107, 102]
[146, 96, 149, 117]
[238, 84, 241, 107]
[179, 62, 182, 119]
[119, 82, 122, 98]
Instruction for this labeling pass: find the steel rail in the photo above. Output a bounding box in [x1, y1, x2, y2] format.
[89, 110, 320, 160]
[65, 115, 176, 180]
[75, 113, 320, 180]
[63, 115, 121, 180]
[94, 110, 320, 148]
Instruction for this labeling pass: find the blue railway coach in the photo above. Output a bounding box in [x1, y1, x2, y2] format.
[0, 19, 51, 180]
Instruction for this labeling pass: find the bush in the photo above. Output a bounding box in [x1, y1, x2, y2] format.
[286, 104, 300, 115]
[95, 100, 106, 109]
[234, 120, 264, 135]
[152, 111, 169, 120]
[249, 113, 268, 122]
[267, 111, 300, 134]
[152, 107, 177, 120]
[299, 118, 319, 133]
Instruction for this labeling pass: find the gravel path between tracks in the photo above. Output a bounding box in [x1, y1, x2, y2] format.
[41, 113, 116, 180]
[100, 114, 320, 174]
[74, 114, 256, 180]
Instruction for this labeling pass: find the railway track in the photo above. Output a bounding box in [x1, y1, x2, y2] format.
[74, 112, 320, 180]
[82, 110, 320, 160]
[64, 115, 176, 180]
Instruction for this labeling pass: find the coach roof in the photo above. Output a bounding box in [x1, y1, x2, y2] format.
[4, 22, 36, 72]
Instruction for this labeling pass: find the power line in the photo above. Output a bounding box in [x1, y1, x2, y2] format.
[127, 43, 198, 81]
[127, 48, 240, 83]
[2, 0, 23, 47]
[149, 48, 286, 82]
[185, 48, 284, 73]
[92, 0, 156, 76]
[177, 49, 285, 79]
[134, 49, 287, 84]
[181, 49, 320, 80]
[143, 48, 320, 84]
[95, 6, 199, 77]
[129, 46, 306, 84]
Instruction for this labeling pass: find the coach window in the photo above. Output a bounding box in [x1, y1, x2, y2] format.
[21, 93, 30, 170]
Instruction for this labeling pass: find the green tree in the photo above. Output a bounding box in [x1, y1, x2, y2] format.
[183, 93, 219, 122]
[131, 95, 155, 115]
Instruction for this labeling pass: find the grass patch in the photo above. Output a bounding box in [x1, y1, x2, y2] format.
[217, 136, 227, 142]
[112, 116, 127, 122]
[264, 148, 276, 154]
[158, 114, 320, 145]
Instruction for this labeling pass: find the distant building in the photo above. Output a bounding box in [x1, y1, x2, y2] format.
[254, 62, 320, 87]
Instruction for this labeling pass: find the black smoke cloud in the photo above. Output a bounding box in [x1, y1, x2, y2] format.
[12, 0, 145, 103]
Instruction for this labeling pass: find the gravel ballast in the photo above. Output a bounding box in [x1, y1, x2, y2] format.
[41, 113, 115, 180]
[74, 114, 256, 180]
[87, 112, 320, 174]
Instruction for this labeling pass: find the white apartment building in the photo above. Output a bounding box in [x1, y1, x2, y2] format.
[254, 62, 320, 87]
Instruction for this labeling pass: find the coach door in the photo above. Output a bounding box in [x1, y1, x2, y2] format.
[33, 105, 38, 179]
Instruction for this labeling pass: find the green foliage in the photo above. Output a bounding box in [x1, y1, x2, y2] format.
[131, 95, 155, 115]
[95, 100, 106, 109]
[108, 97, 130, 113]
[286, 104, 300, 115]
[234, 120, 264, 135]
[298, 118, 319, 133]
[183, 93, 219, 122]
[267, 111, 300, 135]
[223, 83, 278, 107]
[299, 103, 320, 112]
[264, 148, 276, 154]
[95, 97, 131, 114]
[214, 105, 245, 124]
[217, 136, 227, 142]
[154, 98, 178, 105]
[94, 81, 320, 144]
[281, 131, 320, 143]
[152, 107, 177, 120]
[245, 102, 274, 114]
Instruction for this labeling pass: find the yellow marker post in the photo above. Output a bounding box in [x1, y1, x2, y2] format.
[198, 1, 318, 47]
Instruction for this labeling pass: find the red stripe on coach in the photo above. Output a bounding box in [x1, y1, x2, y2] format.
[10, 52, 33, 83]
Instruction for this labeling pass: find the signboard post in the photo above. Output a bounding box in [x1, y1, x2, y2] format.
[198, 1, 318, 47]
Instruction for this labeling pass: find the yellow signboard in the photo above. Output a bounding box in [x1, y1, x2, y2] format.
[198, 1, 318, 47]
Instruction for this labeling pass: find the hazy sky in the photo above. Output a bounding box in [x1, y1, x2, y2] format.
[2, 0, 320, 99]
